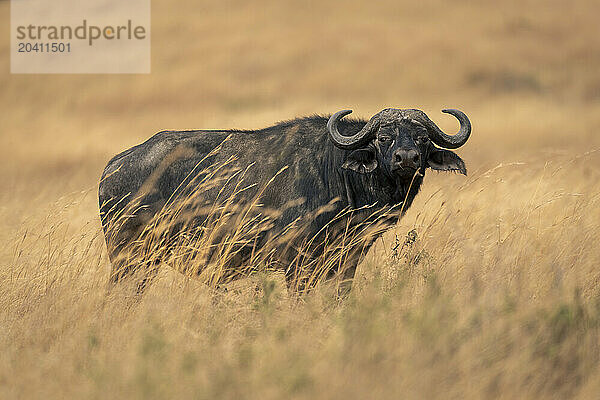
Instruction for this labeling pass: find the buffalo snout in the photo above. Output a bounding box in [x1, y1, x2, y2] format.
[392, 148, 420, 170]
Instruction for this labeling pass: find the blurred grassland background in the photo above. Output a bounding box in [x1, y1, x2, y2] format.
[1, 0, 600, 398]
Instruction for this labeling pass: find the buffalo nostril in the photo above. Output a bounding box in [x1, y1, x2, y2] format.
[411, 153, 420, 164]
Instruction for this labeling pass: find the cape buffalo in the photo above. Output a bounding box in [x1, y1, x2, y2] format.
[99, 108, 471, 293]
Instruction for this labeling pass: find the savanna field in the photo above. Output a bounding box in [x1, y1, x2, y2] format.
[2, 0, 600, 398]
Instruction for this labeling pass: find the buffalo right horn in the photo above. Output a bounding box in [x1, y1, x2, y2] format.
[327, 110, 378, 150]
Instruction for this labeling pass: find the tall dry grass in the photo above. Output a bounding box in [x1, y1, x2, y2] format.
[2, 0, 600, 398]
[2, 151, 599, 399]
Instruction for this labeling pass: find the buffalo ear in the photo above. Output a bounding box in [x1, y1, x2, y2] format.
[342, 148, 378, 174]
[427, 147, 467, 175]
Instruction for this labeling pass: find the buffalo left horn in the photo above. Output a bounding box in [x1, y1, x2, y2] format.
[421, 109, 472, 149]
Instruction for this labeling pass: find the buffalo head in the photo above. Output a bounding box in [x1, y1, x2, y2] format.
[328, 108, 471, 184]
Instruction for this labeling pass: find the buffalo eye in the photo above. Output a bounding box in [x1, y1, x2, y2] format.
[414, 136, 429, 145]
[378, 136, 392, 144]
